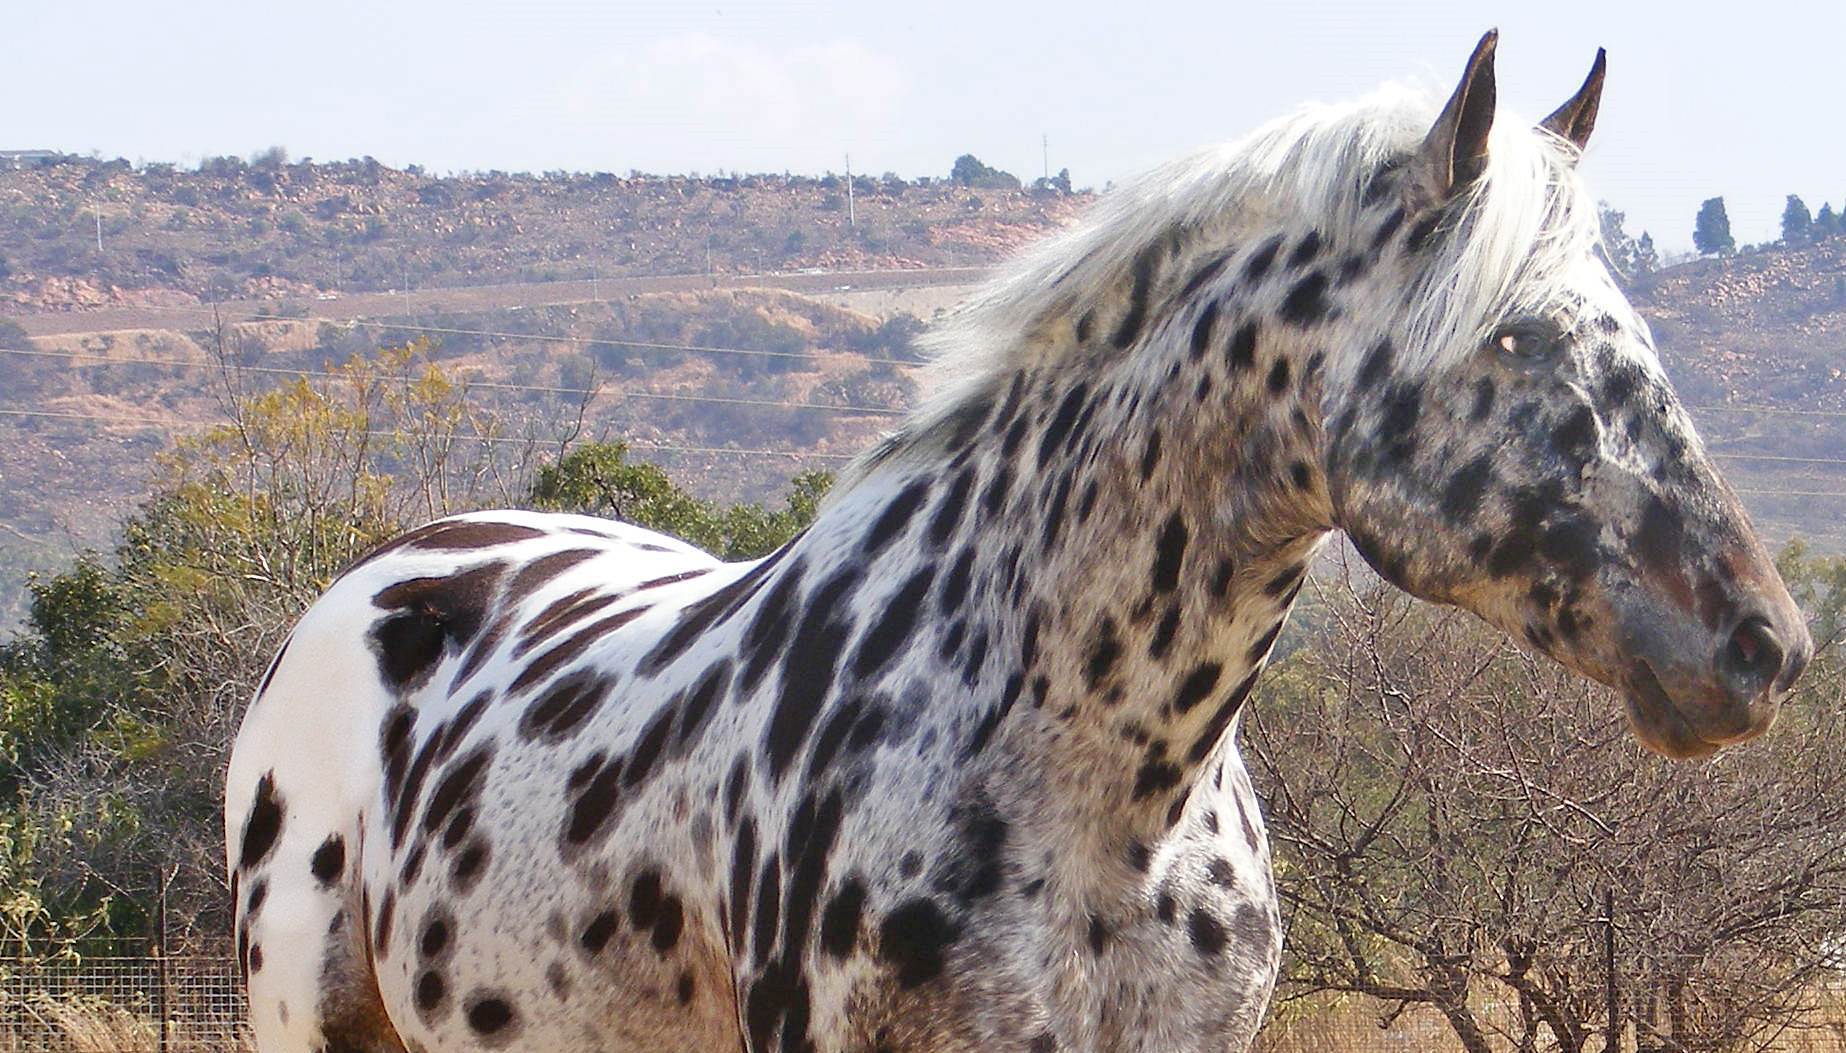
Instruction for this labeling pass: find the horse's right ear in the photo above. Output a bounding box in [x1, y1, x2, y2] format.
[1418, 30, 1499, 204]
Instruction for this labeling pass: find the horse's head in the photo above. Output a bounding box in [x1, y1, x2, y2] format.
[1322, 33, 1810, 758]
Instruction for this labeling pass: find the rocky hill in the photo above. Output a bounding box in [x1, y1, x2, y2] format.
[0, 155, 1843, 628]
[1625, 238, 1846, 553]
[0, 155, 1087, 313]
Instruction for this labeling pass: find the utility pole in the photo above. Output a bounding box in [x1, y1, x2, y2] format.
[844, 153, 855, 228]
[1043, 134, 1049, 182]
[94, 201, 103, 252]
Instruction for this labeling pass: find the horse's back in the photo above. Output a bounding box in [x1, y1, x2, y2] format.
[224, 510, 737, 1053]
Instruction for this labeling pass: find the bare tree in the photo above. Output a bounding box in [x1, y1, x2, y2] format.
[1248, 555, 1846, 1053]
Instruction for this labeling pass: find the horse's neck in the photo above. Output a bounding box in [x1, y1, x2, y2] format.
[811, 309, 1331, 863]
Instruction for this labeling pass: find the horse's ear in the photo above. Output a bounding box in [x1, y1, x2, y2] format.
[1418, 30, 1499, 202]
[1540, 48, 1607, 157]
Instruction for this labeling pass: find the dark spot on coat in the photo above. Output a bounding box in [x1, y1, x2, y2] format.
[370, 561, 508, 693]
[1189, 301, 1220, 360]
[239, 774, 284, 871]
[1039, 384, 1091, 469]
[819, 878, 867, 959]
[1470, 377, 1496, 421]
[1150, 604, 1181, 660]
[1188, 908, 1227, 956]
[928, 468, 976, 547]
[1140, 431, 1163, 480]
[1152, 514, 1188, 593]
[519, 669, 613, 742]
[1172, 662, 1223, 714]
[1441, 454, 1496, 523]
[879, 899, 961, 989]
[580, 910, 619, 954]
[1287, 231, 1322, 268]
[1112, 244, 1162, 348]
[764, 568, 862, 781]
[1357, 339, 1394, 387]
[852, 564, 938, 680]
[938, 548, 976, 615]
[464, 995, 516, 1038]
[1086, 617, 1122, 688]
[309, 835, 344, 886]
[865, 480, 931, 556]
[1087, 914, 1110, 955]
[1266, 358, 1290, 395]
[1279, 271, 1330, 326]
[1227, 321, 1258, 372]
[1243, 236, 1283, 283]
[1132, 759, 1183, 800]
[642, 542, 796, 675]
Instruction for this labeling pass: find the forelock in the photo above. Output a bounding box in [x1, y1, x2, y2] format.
[1388, 113, 1612, 385]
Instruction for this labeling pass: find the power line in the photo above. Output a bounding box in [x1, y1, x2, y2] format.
[1682, 403, 1846, 421]
[4, 406, 1844, 496]
[9, 345, 1846, 467]
[0, 345, 905, 416]
[24, 300, 1846, 428]
[28, 300, 925, 367]
[1707, 452, 1846, 466]
[0, 408, 857, 460]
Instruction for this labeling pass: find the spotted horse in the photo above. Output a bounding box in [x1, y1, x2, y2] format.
[227, 32, 1811, 1053]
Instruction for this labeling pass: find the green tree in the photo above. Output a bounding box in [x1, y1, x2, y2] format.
[1633, 231, 1659, 274]
[1598, 202, 1640, 273]
[0, 340, 837, 950]
[1781, 194, 1813, 245]
[1693, 197, 1735, 255]
[1815, 202, 1841, 239]
[950, 154, 1021, 190]
[527, 440, 829, 560]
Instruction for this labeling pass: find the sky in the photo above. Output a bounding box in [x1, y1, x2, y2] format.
[11, 0, 1844, 254]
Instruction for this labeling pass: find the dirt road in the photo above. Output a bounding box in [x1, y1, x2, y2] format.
[9, 266, 992, 338]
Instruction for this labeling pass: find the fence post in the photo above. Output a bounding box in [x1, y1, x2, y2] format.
[1604, 885, 1618, 1053]
[155, 868, 170, 1053]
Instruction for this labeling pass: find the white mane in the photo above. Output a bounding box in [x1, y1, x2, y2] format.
[844, 83, 1603, 488]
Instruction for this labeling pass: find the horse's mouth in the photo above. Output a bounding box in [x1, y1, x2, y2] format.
[1622, 660, 1722, 760]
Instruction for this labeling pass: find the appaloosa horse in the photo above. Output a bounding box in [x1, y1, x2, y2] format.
[227, 32, 1810, 1053]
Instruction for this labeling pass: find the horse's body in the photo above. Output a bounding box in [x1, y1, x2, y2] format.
[227, 35, 1811, 1053]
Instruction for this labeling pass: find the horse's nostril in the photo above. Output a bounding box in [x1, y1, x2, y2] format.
[1721, 615, 1784, 695]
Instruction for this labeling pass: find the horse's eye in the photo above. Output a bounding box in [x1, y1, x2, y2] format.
[1491, 322, 1560, 360]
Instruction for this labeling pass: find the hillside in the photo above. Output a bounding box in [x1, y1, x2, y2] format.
[0, 155, 1087, 312]
[0, 155, 1843, 628]
[1625, 238, 1846, 551]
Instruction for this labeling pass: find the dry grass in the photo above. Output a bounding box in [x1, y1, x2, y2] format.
[0, 996, 251, 1053]
[7, 990, 1846, 1052]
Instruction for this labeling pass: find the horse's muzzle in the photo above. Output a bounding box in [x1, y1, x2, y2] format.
[1619, 602, 1811, 759]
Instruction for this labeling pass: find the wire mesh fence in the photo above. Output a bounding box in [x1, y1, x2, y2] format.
[4, 954, 1837, 1053]
[0, 951, 248, 1053]
[0, 952, 1480, 1053]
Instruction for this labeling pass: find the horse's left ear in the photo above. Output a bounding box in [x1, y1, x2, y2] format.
[1419, 30, 1499, 203]
[1540, 48, 1607, 156]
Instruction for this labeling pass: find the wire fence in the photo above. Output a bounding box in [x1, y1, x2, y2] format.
[0, 955, 1840, 1053]
[0, 951, 1449, 1053]
[0, 954, 247, 1053]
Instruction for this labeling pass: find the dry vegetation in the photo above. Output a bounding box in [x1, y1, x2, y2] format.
[0, 155, 1087, 311]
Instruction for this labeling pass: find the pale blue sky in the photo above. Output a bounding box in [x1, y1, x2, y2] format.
[12, 0, 1843, 252]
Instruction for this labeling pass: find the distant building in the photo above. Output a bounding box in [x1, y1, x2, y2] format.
[0, 150, 60, 170]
